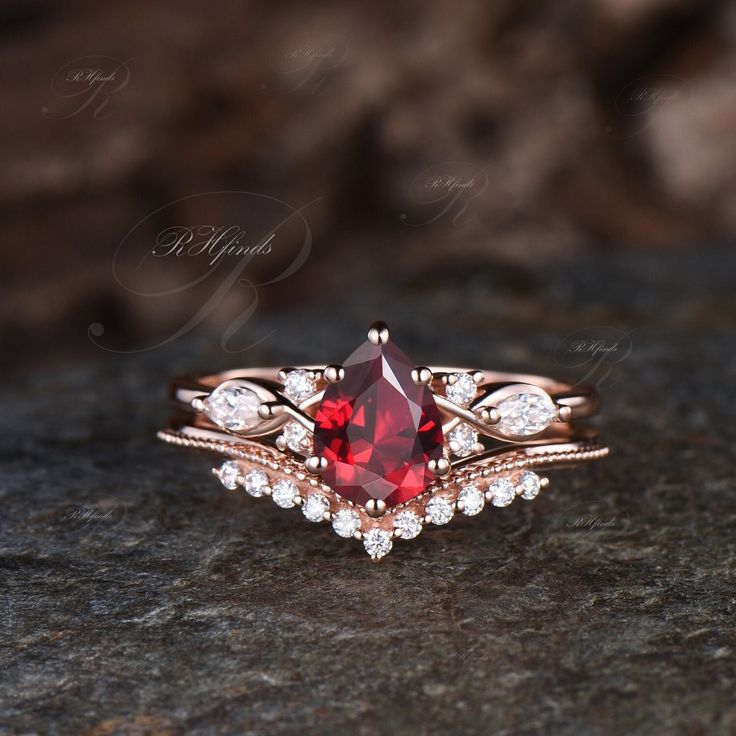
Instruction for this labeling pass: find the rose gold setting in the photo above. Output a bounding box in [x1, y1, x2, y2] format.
[160, 323, 607, 558]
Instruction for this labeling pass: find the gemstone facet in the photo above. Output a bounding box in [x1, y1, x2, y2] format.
[205, 385, 261, 432]
[217, 460, 241, 490]
[332, 509, 361, 538]
[517, 470, 541, 500]
[426, 496, 454, 525]
[458, 485, 484, 515]
[445, 372, 477, 406]
[393, 510, 422, 539]
[272, 479, 299, 508]
[363, 528, 392, 558]
[244, 468, 269, 497]
[489, 477, 516, 507]
[448, 423, 478, 457]
[313, 338, 444, 507]
[282, 370, 317, 403]
[282, 421, 310, 453]
[496, 392, 556, 437]
[302, 494, 330, 522]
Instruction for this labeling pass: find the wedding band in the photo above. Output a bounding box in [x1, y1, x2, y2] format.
[159, 322, 607, 558]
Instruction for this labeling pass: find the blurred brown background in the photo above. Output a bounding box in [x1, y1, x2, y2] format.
[1, 0, 735, 372]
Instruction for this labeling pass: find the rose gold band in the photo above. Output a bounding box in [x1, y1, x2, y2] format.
[169, 367, 599, 422]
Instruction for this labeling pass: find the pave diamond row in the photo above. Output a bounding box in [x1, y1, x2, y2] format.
[157, 429, 608, 559]
[214, 454, 545, 558]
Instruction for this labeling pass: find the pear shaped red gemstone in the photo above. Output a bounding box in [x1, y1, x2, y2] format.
[313, 339, 444, 507]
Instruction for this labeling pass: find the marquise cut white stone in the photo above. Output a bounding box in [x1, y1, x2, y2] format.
[496, 392, 556, 436]
[204, 385, 261, 432]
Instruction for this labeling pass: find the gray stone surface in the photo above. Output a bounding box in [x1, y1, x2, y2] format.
[2, 247, 735, 736]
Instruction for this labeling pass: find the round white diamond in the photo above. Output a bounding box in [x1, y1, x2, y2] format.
[448, 423, 478, 458]
[283, 370, 316, 403]
[302, 494, 330, 522]
[393, 510, 422, 539]
[204, 385, 261, 431]
[517, 471, 541, 500]
[217, 460, 240, 490]
[458, 485, 484, 516]
[445, 373, 477, 406]
[489, 477, 516, 507]
[271, 479, 299, 508]
[244, 468, 269, 497]
[363, 528, 392, 558]
[332, 509, 361, 538]
[496, 392, 556, 437]
[426, 496, 454, 525]
[283, 421, 310, 453]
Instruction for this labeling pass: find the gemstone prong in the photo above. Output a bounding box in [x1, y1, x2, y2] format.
[477, 407, 500, 425]
[540, 476, 550, 488]
[557, 404, 573, 422]
[428, 457, 451, 477]
[323, 364, 345, 384]
[305, 455, 328, 474]
[191, 396, 206, 413]
[411, 366, 433, 385]
[471, 371, 485, 385]
[258, 401, 285, 420]
[367, 321, 390, 345]
[365, 499, 387, 518]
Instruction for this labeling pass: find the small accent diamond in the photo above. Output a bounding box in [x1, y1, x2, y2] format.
[271, 479, 299, 508]
[517, 470, 541, 500]
[496, 392, 556, 437]
[448, 423, 478, 458]
[205, 385, 261, 431]
[489, 477, 515, 507]
[426, 496, 454, 525]
[217, 460, 240, 490]
[283, 421, 310, 453]
[445, 373, 477, 406]
[302, 494, 330, 522]
[363, 528, 392, 559]
[283, 370, 317, 403]
[458, 485, 484, 515]
[244, 468, 269, 497]
[393, 510, 422, 539]
[332, 509, 361, 538]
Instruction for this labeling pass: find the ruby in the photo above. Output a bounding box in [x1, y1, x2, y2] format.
[313, 338, 444, 507]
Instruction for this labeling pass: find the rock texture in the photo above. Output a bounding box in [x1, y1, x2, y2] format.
[2, 246, 735, 735]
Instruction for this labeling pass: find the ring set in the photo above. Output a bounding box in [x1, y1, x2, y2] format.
[159, 322, 608, 559]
